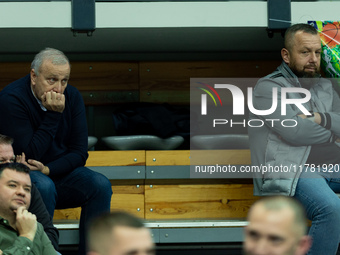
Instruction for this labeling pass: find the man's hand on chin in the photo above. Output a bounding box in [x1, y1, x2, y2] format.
[15, 206, 37, 242]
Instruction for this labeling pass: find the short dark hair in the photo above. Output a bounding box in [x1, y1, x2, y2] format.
[88, 211, 146, 253]
[0, 162, 30, 178]
[284, 23, 319, 51]
[249, 196, 308, 236]
[0, 134, 13, 146]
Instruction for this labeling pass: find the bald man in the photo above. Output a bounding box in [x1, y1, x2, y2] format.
[244, 196, 311, 255]
[87, 211, 155, 255]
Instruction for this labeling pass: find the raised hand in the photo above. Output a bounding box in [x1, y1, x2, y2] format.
[16, 152, 49, 175]
[41, 91, 65, 113]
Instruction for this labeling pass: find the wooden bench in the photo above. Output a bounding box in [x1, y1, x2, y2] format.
[53, 149, 256, 245]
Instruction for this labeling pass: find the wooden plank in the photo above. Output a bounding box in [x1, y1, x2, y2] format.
[0, 62, 31, 89]
[112, 182, 145, 195]
[146, 150, 190, 166]
[145, 183, 258, 219]
[145, 179, 253, 185]
[146, 150, 251, 166]
[86, 151, 145, 166]
[110, 183, 145, 218]
[54, 207, 81, 220]
[54, 184, 145, 220]
[110, 193, 145, 218]
[69, 62, 139, 91]
[139, 61, 281, 104]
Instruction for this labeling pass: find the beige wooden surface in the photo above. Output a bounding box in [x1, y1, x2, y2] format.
[146, 150, 251, 166]
[86, 151, 145, 166]
[54, 207, 81, 220]
[146, 150, 190, 166]
[110, 184, 145, 217]
[144, 183, 257, 219]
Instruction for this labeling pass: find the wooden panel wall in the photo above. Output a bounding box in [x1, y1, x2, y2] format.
[69, 62, 139, 91]
[0, 60, 281, 105]
[0, 62, 31, 89]
[139, 60, 281, 104]
[0, 62, 139, 91]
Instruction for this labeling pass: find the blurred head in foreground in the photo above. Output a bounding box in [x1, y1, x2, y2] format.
[244, 196, 311, 255]
[87, 211, 155, 255]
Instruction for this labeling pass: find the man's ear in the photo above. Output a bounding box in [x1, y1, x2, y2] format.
[296, 235, 312, 255]
[30, 69, 37, 86]
[281, 48, 290, 65]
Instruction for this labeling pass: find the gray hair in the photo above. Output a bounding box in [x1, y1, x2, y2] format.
[31, 48, 70, 76]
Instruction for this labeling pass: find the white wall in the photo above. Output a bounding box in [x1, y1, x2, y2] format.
[1, 1, 338, 29]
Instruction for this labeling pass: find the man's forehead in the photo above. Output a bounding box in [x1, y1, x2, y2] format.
[0, 145, 15, 161]
[0, 143, 14, 152]
[113, 226, 151, 238]
[1, 169, 31, 183]
[248, 206, 295, 235]
[40, 59, 70, 75]
[111, 226, 153, 248]
[294, 32, 321, 44]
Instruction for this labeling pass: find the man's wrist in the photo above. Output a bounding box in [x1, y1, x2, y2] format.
[306, 112, 321, 125]
[42, 166, 50, 175]
[306, 112, 315, 122]
[19, 233, 35, 242]
[314, 112, 321, 125]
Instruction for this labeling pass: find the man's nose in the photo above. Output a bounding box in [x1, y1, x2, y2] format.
[252, 240, 270, 255]
[53, 82, 62, 93]
[309, 52, 319, 63]
[16, 186, 26, 196]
